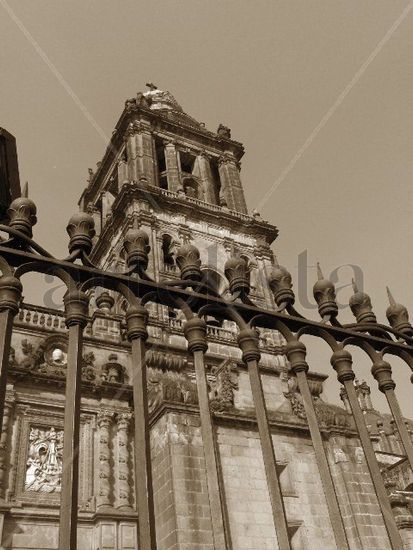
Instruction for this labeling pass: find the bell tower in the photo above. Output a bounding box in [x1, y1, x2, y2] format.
[79, 84, 278, 311]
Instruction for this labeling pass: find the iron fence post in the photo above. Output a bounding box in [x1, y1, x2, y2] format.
[238, 328, 291, 550]
[126, 305, 157, 550]
[286, 340, 350, 549]
[59, 290, 89, 550]
[331, 349, 403, 549]
[184, 317, 230, 550]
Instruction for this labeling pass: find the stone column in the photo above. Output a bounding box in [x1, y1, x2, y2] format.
[0, 390, 14, 499]
[96, 409, 113, 509]
[164, 141, 182, 193]
[116, 411, 132, 510]
[197, 152, 216, 204]
[218, 152, 247, 213]
[117, 154, 129, 187]
[125, 123, 138, 181]
[137, 123, 156, 185]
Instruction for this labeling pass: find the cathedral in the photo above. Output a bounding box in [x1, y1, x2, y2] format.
[0, 85, 412, 549]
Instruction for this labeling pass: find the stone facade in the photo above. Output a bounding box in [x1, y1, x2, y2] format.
[0, 85, 412, 549]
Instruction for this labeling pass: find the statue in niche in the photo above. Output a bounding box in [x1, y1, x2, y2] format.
[25, 426, 64, 493]
[101, 353, 126, 384]
[209, 359, 238, 412]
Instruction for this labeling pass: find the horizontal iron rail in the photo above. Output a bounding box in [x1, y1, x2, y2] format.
[0, 245, 412, 358]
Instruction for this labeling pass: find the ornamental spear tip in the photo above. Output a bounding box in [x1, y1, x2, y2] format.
[386, 286, 396, 307]
[316, 262, 324, 280]
[22, 181, 29, 198]
[351, 278, 359, 293]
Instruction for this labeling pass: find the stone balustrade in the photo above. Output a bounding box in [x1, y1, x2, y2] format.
[14, 303, 284, 353]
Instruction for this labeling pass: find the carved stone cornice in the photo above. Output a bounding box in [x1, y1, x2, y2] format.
[89, 182, 278, 263]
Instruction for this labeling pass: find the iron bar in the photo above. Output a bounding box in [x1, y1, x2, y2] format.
[385, 388, 413, 470]
[286, 341, 349, 548]
[127, 306, 157, 550]
[331, 350, 403, 549]
[0, 275, 21, 436]
[0, 311, 15, 434]
[193, 349, 230, 549]
[59, 322, 84, 550]
[238, 329, 291, 550]
[184, 317, 230, 550]
[295, 369, 349, 548]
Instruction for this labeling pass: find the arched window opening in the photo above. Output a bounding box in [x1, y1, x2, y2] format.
[162, 234, 175, 267]
[179, 150, 196, 175]
[156, 139, 168, 190]
[210, 158, 222, 206]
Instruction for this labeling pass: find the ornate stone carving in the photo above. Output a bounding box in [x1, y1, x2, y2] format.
[147, 368, 198, 414]
[333, 447, 348, 464]
[284, 376, 351, 428]
[116, 412, 132, 509]
[25, 426, 64, 493]
[217, 124, 231, 138]
[145, 349, 187, 371]
[16, 337, 98, 383]
[101, 353, 126, 384]
[82, 351, 97, 382]
[96, 410, 113, 508]
[209, 360, 238, 412]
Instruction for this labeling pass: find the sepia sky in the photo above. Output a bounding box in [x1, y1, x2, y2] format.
[1, 0, 413, 413]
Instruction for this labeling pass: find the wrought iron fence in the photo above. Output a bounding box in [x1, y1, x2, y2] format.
[0, 191, 412, 549]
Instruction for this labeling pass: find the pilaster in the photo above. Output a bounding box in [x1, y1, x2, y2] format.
[164, 141, 182, 193]
[115, 412, 133, 510]
[96, 409, 114, 509]
[218, 152, 247, 213]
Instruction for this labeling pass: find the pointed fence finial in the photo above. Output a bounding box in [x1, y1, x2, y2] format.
[224, 248, 250, 297]
[7, 181, 37, 238]
[268, 260, 295, 307]
[349, 279, 376, 325]
[176, 241, 202, 281]
[386, 286, 396, 307]
[385, 287, 413, 336]
[352, 278, 359, 294]
[313, 263, 337, 319]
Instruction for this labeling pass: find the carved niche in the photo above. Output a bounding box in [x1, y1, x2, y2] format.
[101, 353, 126, 384]
[25, 426, 63, 493]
